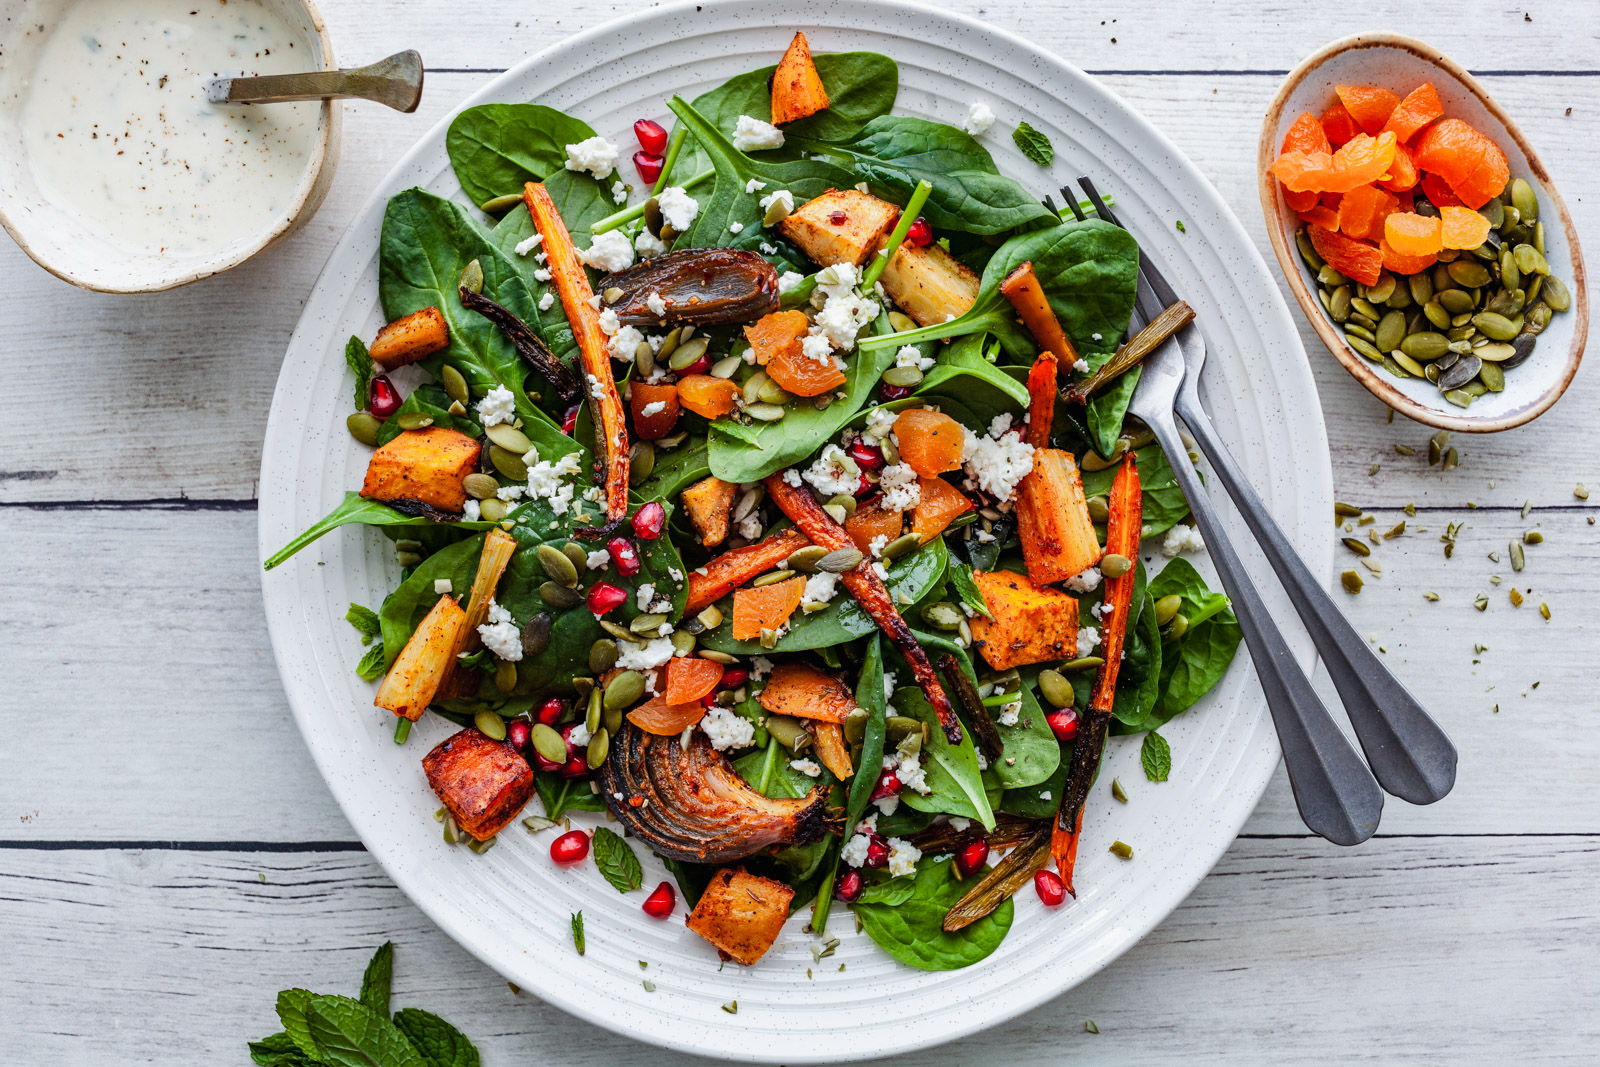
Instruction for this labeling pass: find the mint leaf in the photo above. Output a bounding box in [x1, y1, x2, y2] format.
[570, 911, 585, 955]
[1012, 121, 1053, 166]
[1141, 731, 1171, 782]
[304, 994, 429, 1067]
[356, 645, 387, 682]
[346, 336, 375, 412]
[591, 827, 643, 893]
[249, 1032, 320, 1066]
[347, 603, 382, 645]
[359, 942, 393, 1016]
[275, 988, 319, 1059]
[393, 1008, 480, 1067]
[947, 561, 993, 621]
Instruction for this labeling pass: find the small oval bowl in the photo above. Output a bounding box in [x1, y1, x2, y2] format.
[0, 0, 342, 294]
[1258, 33, 1587, 432]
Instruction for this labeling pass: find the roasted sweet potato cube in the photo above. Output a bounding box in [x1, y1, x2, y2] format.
[422, 728, 535, 841]
[969, 569, 1079, 672]
[360, 426, 480, 514]
[778, 189, 899, 269]
[1016, 449, 1102, 585]
[376, 593, 468, 720]
[681, 475, 738, 548]
[770, 32, 830, 125]
[685, 867, 794, 965]
[878, 239, 981, 327]
[370, 306, 450, 370]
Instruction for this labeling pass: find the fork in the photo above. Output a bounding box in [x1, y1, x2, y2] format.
[1057, 180, 1383, 845]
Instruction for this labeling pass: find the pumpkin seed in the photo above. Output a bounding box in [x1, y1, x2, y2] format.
[752, 569, 795, 589]
[758, 378, 795, 405]
[1513, 243, 1549, 277]
[1540, 275, 1570, 312]
[758, 627, 780, 650]
[530, 724, 567, 764]
[1365, 272, 1396, 304]
[629, 441, 655, 486]
[1085, 495, 1111, 523]
[745, 402, 786, 422]
[882, 365, 925, 388]
[1037, 669, 1074, 709]
[1471, 312, 1519, 341]
[489, 445, 528, 481]
[473, 709, 507, 740]
[1346, 335, 1383, 362]
[1508, 178, 1537, 224]
[627, 344, 656, 380]
[888, 311, 918, 332]
[347, 412, 382, 446]
[1386, 282, 1413, 309]
[670, 629, 697, 656]
[394, 550, 425, 569]
[1485, 288, 1524, 318]
[1479, 361, 1506, 392]
[395, 411, 434, 431]
[1389, 352, 1424, 378]
[1473, 342, 1516, 364]
[710, 355, 743, 378]
[817, 547, 864, 573]
[537, 544, 579, 587]
[585, 688, 603, 733]
[785, 546, 829, 573]
[572, 676, 595, 698]
[1432, 263, 1457, 292]
[1407, 271, 1433, 306]
[920, 601, 964, 631]
[433, 366, 469, 409]
[1350, 296, 1380, 321]
[827, 493, 859, 517]
[699, 648, 738, 665]
[1317, 265, 1347, 287]
[844, 708, 869, 745]
[586, 728, 610, 769]
[1443, 389, 1475, 409]
[1525, 530, 1544, 545]
[463, 472, 500, 500]
[669, 336, 710, 370]
[1462, 379, 1489, 397]
[485, 423, 534, 455]
[1099, 553, 1133, 578]
[1374, 310, 1407, 353]
[881, 533, 920, 560]
[1437, 288, 1475, 315]
[494, 660, 519, 693]
[823, 503, 847, 523]
[1081, 440, 1128, 471]
[458, 258, 484, 295]
[480, 192, 524, 214]
[479, 498, 510, 523]
[540, 581, 583, 610]
[1425, 364, 1441, 383]
[1296, 229, 1324, 270]
[630, 613, 668, 635]
[1061, 656, 1104, 672]
[1317, 288, 1332, 314]
[599, 620, 645, 646]
[1341, 570, 1364, 594]
[522, 613, 553, 658]
[766, 715, 810, 751]
[604, 670, 646, 710]
[655, 432, 688, 450]
[1344, 322, 1377, 345]
[1162, 614, 1189, 640]
[1509, 539, 1526, 573]
[587, 637, 620, 675]
[1400, 332, 1450, 361]
[1438, 355, 1483, 391]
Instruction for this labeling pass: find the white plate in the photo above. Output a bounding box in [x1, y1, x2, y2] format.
[259, 1, 1331, 1059]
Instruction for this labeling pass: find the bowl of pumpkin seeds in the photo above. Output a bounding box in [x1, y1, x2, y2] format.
[1259, 33, 1589, 432]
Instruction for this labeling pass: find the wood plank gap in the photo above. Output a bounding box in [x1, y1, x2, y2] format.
[0, 840, 367, 852]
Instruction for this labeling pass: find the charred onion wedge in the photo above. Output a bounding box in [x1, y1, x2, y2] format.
[939, 651, 1003, 762]
[458, 286, 581, 405]
[943, 823, 1052, 932]
[599, 248, 780, 327]
[598, 724, 827, 864]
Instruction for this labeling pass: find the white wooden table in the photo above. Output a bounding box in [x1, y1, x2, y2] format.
[3, 1, 1597, 1062]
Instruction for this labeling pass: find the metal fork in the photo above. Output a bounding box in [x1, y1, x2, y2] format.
[1060, 180, 1382, 845]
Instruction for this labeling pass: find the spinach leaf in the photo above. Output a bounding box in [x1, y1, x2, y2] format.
[797, 116, 1054, 235]
[304, 994, 430, 1067]
[844, 635, 887, 833]
[591, 827, 644, 892]
[915, 332, 1029, 418]
[1086, 364, 1139, 458]
[1146, 557, 1241, 722]
[374, 383, 484, 447]
[894, 687, 996, 830]
[379, 535, 485, 662]
[536, 772, 607, 820]
[1141, 730, 1172, 782]
[856, 874, 915, 905]
[631, 435, 709, 505]
[1000, 759, 1068, 819]
[1012, 121, 1054, 166]
[358, 941, 392, 1016]
[391, 1008, 481, 1067]
[445, 103, 599, 207]
[733, 739, 816, 799]
[986, 681, 1061, 790]
[1079, 442, 1192, 538]
[345, 336, 375, 412]
[853, 856, 1012, 970]
[265, 493, 497, 571]
[947, 560, 993, 620]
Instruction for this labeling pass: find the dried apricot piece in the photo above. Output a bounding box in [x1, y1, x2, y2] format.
[1453, 144, 1511, 210]
[1321, 102, 1360, 147]
[1336, 85, 1401, 135]
[1378, 236, 1437, 276]
[1377, 142, 1419, 193]
[1382, 82, 1444, 143]
[892, 409, 965, 477]
[1298, 205, 1341, 230]
[1281, 111, 1331, 155]
[1419, 170, 1464, 208]
[1384, 212, 1444, 256]
[1283, 185, 1321, 212]
[1323, 132, 1399, 193]
[1271, 149, 1337, 193]
[731, 576, 805, 640]
[1438, 205, 1493, 250]
[750, 310, 843, 397]
[1337, 184, 1400, 241]
[1308, 226, 1384, 287]
[676, 374, 742, 419]
[1412, 118, 1507, 207]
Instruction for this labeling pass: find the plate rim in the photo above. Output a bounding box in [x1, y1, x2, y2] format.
[258, 0, 1331, 1058]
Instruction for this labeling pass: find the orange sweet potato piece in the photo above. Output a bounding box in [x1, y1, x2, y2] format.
[422, 728, 534, 841]
[369, 307, 449, 370]
[910, 476, 973, 544]
[749, 309, 844, 397]
[1438, 205, 1493, 250]
[810, 721, 853, 779]
[1382, 82, 1444, 143]
[685, 867, 793, 965]
[1384, 212, 1443, 256]
[1015, 449, 1101, 586]
[664, 656, 725, 705]
[892, 408, 965, 478]
[778, 189, 899, 268]
[844, 499, 904, 553]
[360, 426, 481, 513]
[770, 31, 830, 125]
[969, 570, 1079, 672]
[681, 475, 738, 548]
[1308, 226, 1384, 287]
[758, 662, 855, 724]
[627, 693, 707, 735]
[375, 593, 468, 720]
[1335, 85, 1401, 136]
[731, 576, 806, 640]
[1336, 184, 1400, 241]
[685, 528, 810, 613]
[629, 381, 680, 441]
[676, 374, 743, 419]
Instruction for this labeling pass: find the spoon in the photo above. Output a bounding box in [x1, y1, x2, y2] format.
[206, 50, 423, 113]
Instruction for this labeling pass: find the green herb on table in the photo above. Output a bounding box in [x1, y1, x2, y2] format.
[571, 911, 586, 955]
[1141, 730, 1171, 782]
[1012, 121, 1054, 166]
[592, 827, 644, 893]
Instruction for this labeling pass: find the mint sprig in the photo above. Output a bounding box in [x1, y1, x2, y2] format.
[1140, 730, 1171, 782]
[1012, 121, 1054, 166]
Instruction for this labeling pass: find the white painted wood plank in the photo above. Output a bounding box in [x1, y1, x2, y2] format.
[3, 70, 1595, 504]
[2, 836, 1596, 1064]
[1, 505, 1592, 840]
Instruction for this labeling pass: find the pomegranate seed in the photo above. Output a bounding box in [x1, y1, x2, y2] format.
[606, 536, 642, 577]
[677, 353, 711, 376]
[853, 472, 876, 498]
[878, 382, 913, 402]
[906, 216, 934, 247]
[827, 210, 849, 225]
[836, 868, 865, 902]
[634, 119, 669, 155]
[531, 749, 564, 773]
[1046, 708, 1080, 742]
[559, 724, 584, 756]
[718, 667, 749, 690]
[1034, 869, 1067, 906]
[633, 150, 664, 186]
[956, 838, 990, 878]
[588, 582, 628, 615]
[870, 770, 902, 801]
[559, 754, 590, 779]
[846, 440, 884, 471]
[550, 830, 590, 865]
[505, 719, 531, 752]
[641, 881, 676, 918]
[631, 502, 666, 540]
[864, 834, 890, 869]
[561, 404, 581, 434]
[368, 375, 401, 419]
[536, 697, 565, 726]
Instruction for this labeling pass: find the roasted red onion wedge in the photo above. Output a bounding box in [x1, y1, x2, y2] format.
[599, 248, 780, 327]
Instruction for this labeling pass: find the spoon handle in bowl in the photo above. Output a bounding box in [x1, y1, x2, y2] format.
[207, 50, 424, 113]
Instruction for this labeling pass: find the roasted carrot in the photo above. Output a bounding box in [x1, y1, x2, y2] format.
[763, 471, 963, 745]
[1023, 350, 1057, 451]
[1051, 453, 1141, 886]
[999, 262, 1079, 367]
[684, 528, 810, 614]
[523, 181, 628, 535]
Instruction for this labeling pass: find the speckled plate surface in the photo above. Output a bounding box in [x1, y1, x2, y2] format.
[258, 1, 1330, 1059]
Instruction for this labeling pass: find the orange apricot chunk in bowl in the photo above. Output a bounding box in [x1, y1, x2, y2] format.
[1308, 225, 1384, 287]
[1335, 84, 1401, 135]
[1384, 212, 1443, 257]
[1438, 205, 1493, 250]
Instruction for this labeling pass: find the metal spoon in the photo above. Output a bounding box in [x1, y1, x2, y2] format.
[206, 50, 423, 113]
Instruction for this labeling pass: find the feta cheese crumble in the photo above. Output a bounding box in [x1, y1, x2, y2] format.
[802, 570, 838, 608]
[656, 186, 700, 231]
[568, 723, 592, 747]
[635, 229, 668, 258]
[597, 308, 621, 335]
[732, 115, 785, 151]
[1065, 566, 1103, 593]
[800, 331, 833, 364]
[700, 705, 755, 751]
[434, 579, 453, 595]
[611, 179, 628, 205]
[616, 636, 676, 671]
[878, 462, 922, 512]
[564, 135, 619, 179]
[1076, 625, 1102, 659]
[538, 291, 556, 312]
[963, 101, 996, 136]
[840, 833, 872, 868]
[646, 290, 668, 318]
[777, 270, 807, 294]
[477, 600, 523, 661]
[758, 188, 795, 223]
[640, 400, 666, 418]
[802, 444, 860, 497]
[745, 178, 767, 194]
[960, 423, 1036, 502]
[586, 549, 611, 570]
[461, 499, 481, 521]
[886, 837, 922, 878]
[789, 758, 822, 778]
[862, 405, 899, 446]
[1161, 523, 1206, 557]
[523, 451, 584, 516]
[579, 229, 634, 272]
[533, 267, 552, 282]
[607, 325, 645, 362]
[895, 344, 935, 372]
[513, 232, 544, 257]
[475, 385, 516, 428]
[728, 220, 744, 234]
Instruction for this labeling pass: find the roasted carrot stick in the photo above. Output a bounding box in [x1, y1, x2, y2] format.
[523, 181, 629, 535]
[1022, 349, 1057, 451]
[1051, 453, 1141, 886]
[764, 471, 964, 745]
[999, 261, 1080, 366]
[684, 528, 811, 614]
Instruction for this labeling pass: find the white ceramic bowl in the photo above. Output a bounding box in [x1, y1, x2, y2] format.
[259, 0, 1332, 1059]
[0, 0, 341, 293]
[1259, 33, 1588, 433]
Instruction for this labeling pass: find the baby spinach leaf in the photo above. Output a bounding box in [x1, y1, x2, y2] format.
[853, 856, 1012, 970]
[986, 682, 1061, 790]
[358, 941, 393, 1016]
[1141, 730, 1171, 782]
[591, 827, 644, 892]
[304, 994, 429, 1067]
[895, 687, 996, 830]
[734, 739, 819, 799]
[1000, 759, 1068, 819]
[1146, 557, 1241, 722]
[536, 773, 606, 820]
[380, 535, 485, 663]
[446, 103, 599, 207]
[1012, 121, 1054, 166]
[916, 332, 1029, 416]
[346, 336, 375, 411]
[264, 493, 499, 571]
[844, 635, 888, 833]
[374, 384, 484, 448]
[1079, 443, 1192, 538]
[631, 435, 709, 505]
[856, 874, 915, 906]
[1086, 365, 1139, 458]
[391, 1008, 481, 1067]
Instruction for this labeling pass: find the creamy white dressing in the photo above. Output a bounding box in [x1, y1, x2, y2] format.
[13, 0, 319, 256]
